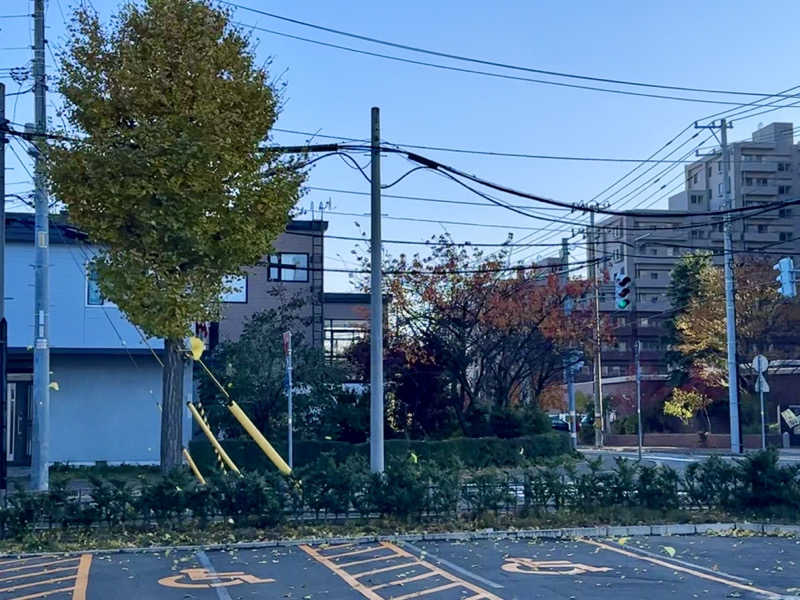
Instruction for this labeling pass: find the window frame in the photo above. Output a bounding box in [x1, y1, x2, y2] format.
[267, 253, 310, 283]
[85, 263, 116, 308]
[220, 274, 248, 304]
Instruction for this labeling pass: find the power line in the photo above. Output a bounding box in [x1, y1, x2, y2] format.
[231, 19, 800, 108]
[224, 3, 800, 101]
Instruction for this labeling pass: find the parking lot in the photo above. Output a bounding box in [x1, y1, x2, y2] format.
[0, 533, 798, 599]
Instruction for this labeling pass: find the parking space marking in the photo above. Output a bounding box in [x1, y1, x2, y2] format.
[301, 541, 503, 600]
[578, 538, 782, 599]
[0, 553, 91, 600]
[399, 541, 504, 589]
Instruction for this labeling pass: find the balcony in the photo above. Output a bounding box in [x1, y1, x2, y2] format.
[740, 161, 777, 173]
[741, 184, 777, 196]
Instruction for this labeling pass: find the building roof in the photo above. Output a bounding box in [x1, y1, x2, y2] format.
[6, 212, 328, 243]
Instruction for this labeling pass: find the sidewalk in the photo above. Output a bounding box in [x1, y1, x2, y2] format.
[582, 445, 800, 457]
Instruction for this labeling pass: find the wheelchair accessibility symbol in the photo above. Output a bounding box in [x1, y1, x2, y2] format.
[158, 567, 275, 588]
[502, 558, 612, 576]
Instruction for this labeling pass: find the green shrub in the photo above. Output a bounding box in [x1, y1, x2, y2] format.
[462, 468, 517, 516]
[732, 449, 800, 516]
[636, 465, 679, 511]
[189, 432, 571, 474]
[88, 476, 138, 525]
[682, 456, 737, 509]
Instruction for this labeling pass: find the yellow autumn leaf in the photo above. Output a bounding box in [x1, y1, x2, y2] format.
[662, 546, 676, 557]
[189, 336, 205, 361]
[617, 537, 629, 545]
[48, 381, 60, 391]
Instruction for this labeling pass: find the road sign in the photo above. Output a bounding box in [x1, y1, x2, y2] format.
[752, 354, 768, 373]
[755, 374, 769, 393]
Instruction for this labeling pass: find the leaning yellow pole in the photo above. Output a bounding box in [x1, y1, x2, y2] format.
[187, 401, 241, 475]
[182, 447, 206, 485]
[227, 400, 292, 475]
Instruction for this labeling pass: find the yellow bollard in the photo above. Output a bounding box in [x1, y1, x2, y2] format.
[187, 401, 241, 475]
[182, 447, 206, 485]
[227, 400, 291, 475]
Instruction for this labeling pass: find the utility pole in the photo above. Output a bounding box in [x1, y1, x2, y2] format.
[589, 210, 604, 447]
[720, 119, 741, 455]
[0, 82, 7, 498]
[31, 0, 50, 490]
[369, 107, 384, 473]
[561, 238, 577, 449]
[631, 284, 643, 460]
[283, 331, 293, 469]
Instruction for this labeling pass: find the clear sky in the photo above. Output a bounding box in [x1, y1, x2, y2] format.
[5, 0, 800, 290]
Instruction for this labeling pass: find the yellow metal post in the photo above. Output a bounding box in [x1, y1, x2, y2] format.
[187, 401, 241, 475]
[182, 447, 206, 485]
[227, 401, 291, 475]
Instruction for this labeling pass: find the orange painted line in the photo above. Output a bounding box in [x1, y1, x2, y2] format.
[321, 543, 355, 551]
[72, 554, 92, 600]
[0, 573, 76, 593]
[349, 561, 420, 579]
[299, 545, 384, 600]
[336, 553, 403, 568]
[326, 546, 386, 559]
[379, 543, 503, 600]
[0, 557, 55, 567]
[10, 586, 75, 600]
[392, 582, 460, 600]
[0, 558, 79, 575]
[0, 565, 78, 584]
[579, 539, 781, 600]
[463, 595, 493, 600]
[369, 571, 438, 591]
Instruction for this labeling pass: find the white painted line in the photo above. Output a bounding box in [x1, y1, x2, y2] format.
[196, 550, 233, 600]
[613, 542, 751, 583]
[398, 541, 504, 590]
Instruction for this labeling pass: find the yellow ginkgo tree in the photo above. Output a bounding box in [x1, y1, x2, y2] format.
[45, 0, 304, 472]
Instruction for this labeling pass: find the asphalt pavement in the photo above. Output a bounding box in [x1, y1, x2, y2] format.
[581, 448, 800, 474]
[1, 533, 798, 599]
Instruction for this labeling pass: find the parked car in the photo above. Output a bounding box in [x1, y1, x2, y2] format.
[550, 415, 569, 431]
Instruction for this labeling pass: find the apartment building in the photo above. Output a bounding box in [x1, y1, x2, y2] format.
[583, 122, 800, 388]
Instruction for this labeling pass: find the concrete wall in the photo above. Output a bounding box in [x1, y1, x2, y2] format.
[6, 241, 162, 351]
[49, 354, 191, 464]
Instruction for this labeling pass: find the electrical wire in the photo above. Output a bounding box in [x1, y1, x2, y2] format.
[224, 3, 800, 101]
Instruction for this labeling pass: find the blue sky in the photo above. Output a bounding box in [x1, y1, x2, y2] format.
[5, 0, 800, 290]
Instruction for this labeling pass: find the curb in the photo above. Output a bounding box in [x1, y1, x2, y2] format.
[1, 521, 799, 559]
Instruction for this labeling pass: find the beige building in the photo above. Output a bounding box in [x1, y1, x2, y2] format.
[584, 122, 800, 385]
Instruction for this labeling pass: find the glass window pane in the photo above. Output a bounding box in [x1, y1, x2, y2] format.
[87, 266, 104, 305]
[221, 275, 247, 303]
[282, 254, 308, 281]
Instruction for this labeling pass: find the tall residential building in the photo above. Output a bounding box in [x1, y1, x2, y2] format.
[581, 122, 800, 385]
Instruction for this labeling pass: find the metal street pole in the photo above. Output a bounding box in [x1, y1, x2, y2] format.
[31, 0, 50, 491]
[283, 331, 293, 469]
[0, 82, 7, 499]
[589, 209, 604, 447]
[561, 238, 577, 449]
[369, 107, 384, 473]
[630, 233, 649, 461]
[759, 387, 766, 451]
[720, 119, 741, 454]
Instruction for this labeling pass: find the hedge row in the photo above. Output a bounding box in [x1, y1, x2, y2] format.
[2, 449, 798, 540]
[188, 432, 572, 472]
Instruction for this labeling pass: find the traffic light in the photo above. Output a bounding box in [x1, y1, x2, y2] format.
[614, 271, 632, 309]
[774, 257, 797, 298]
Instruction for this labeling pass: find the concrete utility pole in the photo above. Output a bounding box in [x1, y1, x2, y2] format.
[0, 82, 7, 497]
[561, 238, 577, 449]
[694, 118, 740, 453]
[31, 0, 50, 490]
[283, 331, 293, 469]
[369, 107, 384, 473]
[589, 210, 604, 448]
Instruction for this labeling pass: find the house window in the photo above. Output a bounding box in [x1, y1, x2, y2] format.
[86, 265, 115, 307]
[718, 161, 723, 173]
[650, 272, 658, 280]
[672, 247, 682, 256]
[651, 295, 659, 304]
[779, 208, 792, 217]
[612, 248, 623, 262]
[324, 319, 368, 362]
[779, 185, 792, 195]
[757, 178, 768, 186]
[718, 183, 723, 196]
[268, 253, 309, 282]
[780, 232, 793, 242]
[692, 173, 698, 185]
[744, 177, 753, 186]
[614, 225, 622, 239]
[220, 275, 247, 303]
[778, 162, 791, 172]
[639, 317, 650, 327]
[690, 194, 704, 204]
[758, 225, 767, 233]
[650, 248, 658, 256]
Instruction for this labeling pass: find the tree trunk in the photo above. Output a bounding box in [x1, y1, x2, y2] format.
[161, 337, 185, 474]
